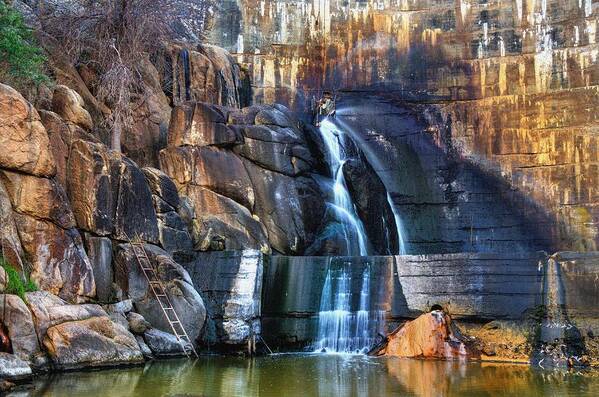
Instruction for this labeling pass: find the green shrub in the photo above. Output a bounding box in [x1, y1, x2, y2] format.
[1, 257, 37, 300]
[0, 2, 48, 88]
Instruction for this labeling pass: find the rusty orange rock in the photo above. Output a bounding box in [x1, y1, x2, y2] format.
[373, 311, 480, 360]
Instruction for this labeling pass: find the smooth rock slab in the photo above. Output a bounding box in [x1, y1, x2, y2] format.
[187, 250, 263, 346]
[0, 352, 32, 380]
[143, 328, 185, 357]
[43, 316, 143, 369]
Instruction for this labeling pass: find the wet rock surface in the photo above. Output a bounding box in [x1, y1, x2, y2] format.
[160, 102, 345, 255]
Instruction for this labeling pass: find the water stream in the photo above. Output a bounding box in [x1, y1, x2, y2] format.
[318, 119, 369, 256]
[314, 119, 383, 353]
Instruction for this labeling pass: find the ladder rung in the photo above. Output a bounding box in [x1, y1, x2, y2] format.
[127, 236, 199, 359]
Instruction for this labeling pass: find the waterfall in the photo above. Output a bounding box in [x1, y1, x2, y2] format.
[318, 119, 369, 256]
[335, 117, 409, 255]
[387, 193, 407, 255]
[314, 118, 384, 353]
[314, 261, 381, 354]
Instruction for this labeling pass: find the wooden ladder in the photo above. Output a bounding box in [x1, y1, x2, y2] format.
[127, 237, 199, 358]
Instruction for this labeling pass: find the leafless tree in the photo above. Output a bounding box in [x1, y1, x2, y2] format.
[30, 0, 215, 151]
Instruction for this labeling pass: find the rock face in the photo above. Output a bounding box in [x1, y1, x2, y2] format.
[114, 243, 206, 343]
[0, 84, 55, 177]
[167, 44, 248, 108]
[15, 215, 95, 302]
[212, 0, 599, 254]
[143, 168, 193, 262]
[161, 102, 332, 255]
[0, 180, 25, 272]
[371, 311, 480, 360]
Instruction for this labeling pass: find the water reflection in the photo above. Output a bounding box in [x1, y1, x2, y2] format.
[17, 355, 599, 397]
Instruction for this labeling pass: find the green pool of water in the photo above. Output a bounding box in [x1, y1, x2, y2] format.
[17, 354, 599, 396]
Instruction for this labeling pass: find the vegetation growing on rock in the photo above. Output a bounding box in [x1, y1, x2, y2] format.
[0, 2, 48, 89]
[0, 257, 37, 300]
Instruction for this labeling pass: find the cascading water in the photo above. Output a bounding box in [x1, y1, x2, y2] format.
[318, 119, 369, 256]
[314, 262, 382, 354]
[387, 193, 407, 255]
[314, 119, 384, 353]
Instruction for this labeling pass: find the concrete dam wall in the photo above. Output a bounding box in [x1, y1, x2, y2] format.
[188, 250, 599, 351]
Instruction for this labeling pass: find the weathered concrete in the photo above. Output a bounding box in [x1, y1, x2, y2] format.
[261, 252, 599, 350]
[185, 250, 263, 348]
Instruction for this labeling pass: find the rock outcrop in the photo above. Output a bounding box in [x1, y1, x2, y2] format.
[212, 0, 599, 254]
[0, 84, 55, 177]
[167, 44, 248, 108]
[114, 243, 206, 343]
[371, 310, 480, 360]
[160, 102, 330, 255]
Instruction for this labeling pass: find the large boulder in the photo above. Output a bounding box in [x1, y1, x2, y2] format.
[243, 160, 326, 254]
[184, 185, 269, 252]
[0, 84, 55, 177]
[40, 110, 100, 189]
[110, 156, 160, 243]
[371, 311, 480, 360]
[160, 146, 255, 211]
[68, 140, 160, 243]
[233, 128, 313, 176]
[0, 171, 76, 229]
[0, 295, 41, 361]
[67, 140, 114, 236]
[43, 316, 143, 369]
[114, 244, 206, 343]
[16, 216, 95, 302]
[25, 291, 106, 339]
[143, 328, 185, 356]
[51, 85, 93, 130]
[0, 353, 31, 380]
[0, 180, 24, 272]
